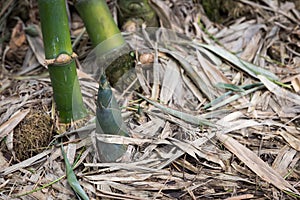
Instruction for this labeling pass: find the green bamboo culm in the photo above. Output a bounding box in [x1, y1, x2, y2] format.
[38, 0, 87, 123]
[74, 0, 131, 162]
[74, 0, 125, 49]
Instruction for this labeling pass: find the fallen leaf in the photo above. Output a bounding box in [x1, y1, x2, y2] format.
[216, 132, 299, 195]
[291, 75, 300, 93]
[9, 20, 26, 50]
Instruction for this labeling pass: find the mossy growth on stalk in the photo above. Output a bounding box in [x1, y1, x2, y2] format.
[38, 0, 87, 123]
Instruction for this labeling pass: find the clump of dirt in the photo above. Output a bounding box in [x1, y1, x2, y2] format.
[13, 110, 53, 161]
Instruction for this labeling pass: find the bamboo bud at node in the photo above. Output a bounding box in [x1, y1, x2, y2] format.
[44, 52, 78, 65]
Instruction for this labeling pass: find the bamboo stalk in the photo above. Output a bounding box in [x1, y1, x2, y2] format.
[75, 0, 125, 49]
[38, 0, 87, 123]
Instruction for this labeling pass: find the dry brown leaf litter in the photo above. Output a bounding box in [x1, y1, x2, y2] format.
[0, 0, 300, 199]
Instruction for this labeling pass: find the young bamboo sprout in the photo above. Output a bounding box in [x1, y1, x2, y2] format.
[38, 0, 87, 123]
[75, 0, 133, 162]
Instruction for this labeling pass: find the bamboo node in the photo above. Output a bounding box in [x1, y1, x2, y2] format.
[44, 52, 78, 65]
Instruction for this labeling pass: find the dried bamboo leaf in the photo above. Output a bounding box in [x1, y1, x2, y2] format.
[65, 136, 77, 166]
[258, 75, 300, 105]
[168, 137, 224, 167]
[132, 117, 165, 137]
[84, 161, 161, 173]
[216, 132, 299, 195]
[1, 149, 52, 175]
[175, 158, 199, 173]
[151, 57, 160, 100]
[97, 187, 151, 200]
[137, 93, 216, 127]
[224, 194, 254, 200]
[272, 145, 297, 176]
[92, 132, 171, 146]
[85, 171, 151, 182]
[247, 91, 261, 112]
[277, 130, 300, 151]
[241, 0, 300, 25]
[86, 181, 152, 199]
[240, 32, 262, 61]
[218, 119, 261, 134]
[0, 94, 30, 125]
[182, 73, 205, 102]
[25, 24, 46, 67]
[283, 74, 300, 93]
[131, 180, 192, 190]
[150, 0, 181, 31]
[157, 133, 217, 169]
[158, 48, 215, 101]
[197, 46, 223, 67]
[0, 109, 30, 140]
[166, 138, 200, 161]
[0, 152, 9, 169]
[215, 173, 254, 185]
[160, 59, 181, 103]
[196, 50, 231, 92]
